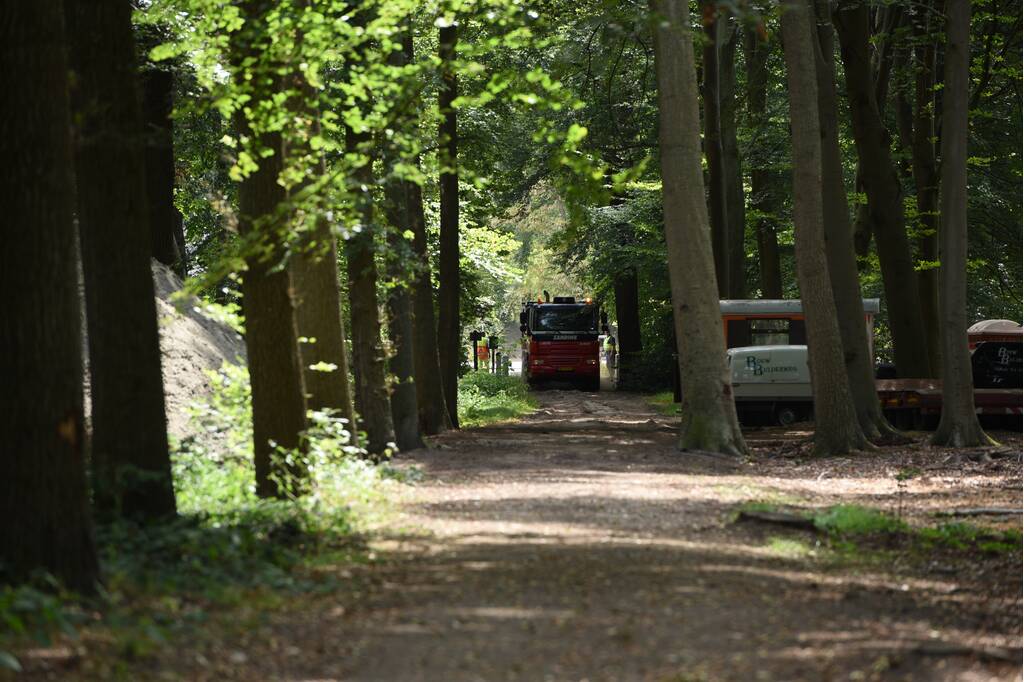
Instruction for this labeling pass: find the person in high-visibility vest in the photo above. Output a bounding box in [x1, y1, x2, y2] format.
[603, 334, 617, 371]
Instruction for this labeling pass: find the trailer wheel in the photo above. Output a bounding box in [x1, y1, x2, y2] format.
[775, 405, 798, 427]
[583, 377, 600, 393]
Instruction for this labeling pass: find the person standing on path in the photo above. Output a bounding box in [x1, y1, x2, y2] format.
[603, 333, 617, 372]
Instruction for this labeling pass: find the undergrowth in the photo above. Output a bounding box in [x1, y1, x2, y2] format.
[740, 502, 1022, 560]
[458, 372, 538, 427]
[1, 361, 403, 673]
[647, 390, 680, 416]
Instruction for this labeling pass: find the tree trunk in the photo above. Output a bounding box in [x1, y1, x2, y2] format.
[812, 0, 896, 439]
[613, 267, 643, 389]
[237, 130, 310, 497]
[720, 21, 746, 298]
[409, 177, 454, 434]
[834, 2, 933, 379]
[399, 35, 451, 436]
[0, 1, 101, 593]
[701, 1, 730, 297]
[65, 0, 177, 519]
[290, 217, 356, 429]
[383, 155, 425, 452]
[285, 88, 357, 437]
[781, 0, 869, 455]
[437, 24, 461, 428]
[232, 3, 309, 498]
[932, 0, 993, 447]
[910, 0, 943, 373]
[744, 28, 783, 299]
[345, 128, 397, 457]
[138, 26, 186, 278]
[652, 0, 747, 456]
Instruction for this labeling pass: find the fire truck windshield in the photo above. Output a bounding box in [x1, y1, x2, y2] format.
[532, 306, 598, 333]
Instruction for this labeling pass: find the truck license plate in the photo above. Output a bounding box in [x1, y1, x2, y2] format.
[558, 366, 574, 372]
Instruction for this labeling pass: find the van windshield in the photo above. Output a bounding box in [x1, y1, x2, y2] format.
[533, 306, 598, 333]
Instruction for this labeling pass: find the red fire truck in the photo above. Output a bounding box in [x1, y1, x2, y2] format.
[520, 295, 603, 391]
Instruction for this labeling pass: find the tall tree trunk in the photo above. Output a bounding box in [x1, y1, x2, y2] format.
[384, 225, 425, 452]
[409, 175, 453, 434]
[720, 21, 746, 298]
[910, 0, 943, 373]
[232, 3, 309, 498]
[65, 0, 177, 519]
[781, 0, 869, 455]
[701, 0, 730, 297]
[290, 214, 356, 430]
[138, 25, 186, 278]
[653, 0, 747, 456]
[345, 129, 397, 457]
[0, 0, 101, 593]
[613, 267, 643, 388]
[437, 24, 461, 428]
[812, 0, 897, 439]
[383, 141, 425, 450]
[744, 28, 783, 298]
[834, 2, 933, 379]
[237, 130, 310, 497]
[399, 34, 452, 436]
[285, 88, 357, 438]
[932, 0, 993, 447]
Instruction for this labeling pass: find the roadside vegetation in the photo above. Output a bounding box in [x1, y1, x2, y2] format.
[458, 372, 538, 428]
[0, 363, 403, 674]
[738, 502, 1023, 563]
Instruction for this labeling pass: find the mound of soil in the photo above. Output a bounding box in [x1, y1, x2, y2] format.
[151, 261, 246, 438]
[83, 260, 246, 440]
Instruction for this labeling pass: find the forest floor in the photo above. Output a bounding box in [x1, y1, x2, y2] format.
[15, 388, 1022, 681]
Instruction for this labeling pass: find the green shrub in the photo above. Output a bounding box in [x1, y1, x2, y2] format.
[458, 372, 537, 427]
[813, 505, 907, 536]
[1, 361, 402, 670]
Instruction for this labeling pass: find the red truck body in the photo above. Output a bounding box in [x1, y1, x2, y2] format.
[521, 298, 601, 390]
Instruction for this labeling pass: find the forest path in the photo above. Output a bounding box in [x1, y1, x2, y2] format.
[251, 389, 1020, 682]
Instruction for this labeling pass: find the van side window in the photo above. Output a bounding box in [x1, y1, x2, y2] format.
[750, 318, 790, 346]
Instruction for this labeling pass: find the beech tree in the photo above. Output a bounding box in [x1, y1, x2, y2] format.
[653, 0, 747, 456]
[834, 1, 933, 379]
[390, 34, 453, 436]
[720, 22, 746, 299]
[437, 21, 462, 428]
[812, 0, 897, 439]
[345, 128, 397, 457]
[285, 81, 357, 435]
[932, 0, 994, 447]
[781, 0, 869, 455]
[0, 0, 100, 592]
[231, 2, 310, 497]
[408, 174, 455, 435]
[744, 28, 783, 299]
[65, 0, 177, 519]
[701, 0, 730, 298]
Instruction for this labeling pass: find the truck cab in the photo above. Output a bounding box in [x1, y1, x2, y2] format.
[520, 296, 601, 391]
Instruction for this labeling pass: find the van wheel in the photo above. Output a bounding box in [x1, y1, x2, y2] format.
[583, 377, 600, 392]
[775, 406, 798, 427]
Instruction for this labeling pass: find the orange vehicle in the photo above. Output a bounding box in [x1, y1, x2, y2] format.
[520, 295, 602, 391]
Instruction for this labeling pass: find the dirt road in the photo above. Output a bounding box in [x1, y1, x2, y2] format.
[284, 389, 1019, 682]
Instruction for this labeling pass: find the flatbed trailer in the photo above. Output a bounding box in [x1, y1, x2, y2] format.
[877, 379, 1023, 428]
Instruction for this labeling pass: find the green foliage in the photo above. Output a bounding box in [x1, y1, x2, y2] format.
[1, 361, 401, 669]
[647, 390, 680, 416]
[738, 502, 1022, 559]
[813, 505, 907, 536]
[458, 372, 537, 427]
[0, 578, 84, 672]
